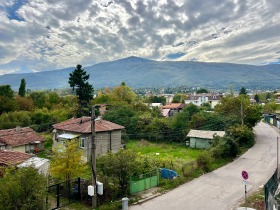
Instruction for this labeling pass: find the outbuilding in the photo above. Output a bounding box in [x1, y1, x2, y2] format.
[186, 129, 225, 149]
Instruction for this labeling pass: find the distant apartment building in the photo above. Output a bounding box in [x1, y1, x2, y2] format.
[184, 93, 222, 108]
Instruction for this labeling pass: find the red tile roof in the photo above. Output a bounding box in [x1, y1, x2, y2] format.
[52, 117, 125, 134]
[0, 150, 34, 166]
[162, 103, 185, 109]
[0, 127, 45, 147]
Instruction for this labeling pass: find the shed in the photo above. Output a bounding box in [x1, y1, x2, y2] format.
[187, 129, 225, 149]
[17, 156, 50, 176]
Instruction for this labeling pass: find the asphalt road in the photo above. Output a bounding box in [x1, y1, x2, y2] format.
[130, 122, 279, 210]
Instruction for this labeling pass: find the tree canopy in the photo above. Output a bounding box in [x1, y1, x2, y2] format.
[50, 140, 88, 181]
[0, 167, 47, 210]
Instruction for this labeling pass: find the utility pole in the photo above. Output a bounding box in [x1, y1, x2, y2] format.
[277, 137, 279, 178]
[91, 106, 97, 209]
[241, 97, 244, 126]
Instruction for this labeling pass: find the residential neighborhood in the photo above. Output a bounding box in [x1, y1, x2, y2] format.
[1, 80, 280, 210]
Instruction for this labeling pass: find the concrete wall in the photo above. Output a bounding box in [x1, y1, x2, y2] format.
[12, 145, 25, 153]
[190, 137, 211, 149]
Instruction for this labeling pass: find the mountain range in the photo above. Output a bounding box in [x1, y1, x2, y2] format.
[0, 56, 280, 90]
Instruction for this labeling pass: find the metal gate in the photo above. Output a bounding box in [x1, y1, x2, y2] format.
[47, 178, 91, 210]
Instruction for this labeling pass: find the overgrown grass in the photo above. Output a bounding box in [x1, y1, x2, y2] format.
[127, 139, 202, 162]
[240, 187, 265, 210]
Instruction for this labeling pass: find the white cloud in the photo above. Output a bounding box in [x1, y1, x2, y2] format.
[0, 0, 279, 75]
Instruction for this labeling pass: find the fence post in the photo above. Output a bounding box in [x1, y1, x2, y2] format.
[57, 183, 60, 209]
[78, 178, 81, 201]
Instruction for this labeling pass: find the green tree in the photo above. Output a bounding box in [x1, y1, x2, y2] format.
[239, 87, 247, 95]
[97, 149, 148, 196]
[18, 78, 26, 97]
[254, 94, 260, 103]
[0, 85, 14, 98]
[29, 91, 47, 109]
[227, 124, 254, 148]
[196, 88, 209, 94]
[0, 167, 47, 210]
[50, 140, 88, 181]
[109, 82, 136, 104]
[69, 64, 94, 116]
[172, 93, 186, 103]
[215, 95, 261, 128]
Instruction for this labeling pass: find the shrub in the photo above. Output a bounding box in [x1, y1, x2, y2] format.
[211, 135, 238, 159]
[227, 125, 255, 148]
[196, 151, 213, 172]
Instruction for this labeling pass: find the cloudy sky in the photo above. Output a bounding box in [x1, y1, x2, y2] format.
[0, 0, 280, 75]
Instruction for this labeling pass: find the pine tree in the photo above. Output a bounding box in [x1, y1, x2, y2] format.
[69, 64, 94, 116]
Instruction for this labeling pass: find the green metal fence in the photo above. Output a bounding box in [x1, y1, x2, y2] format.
[130, 170, 159, 194]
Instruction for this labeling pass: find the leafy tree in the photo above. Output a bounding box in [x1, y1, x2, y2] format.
[0, 167, 47, 210]
[146, 95, 166, 105]
[214, 95, 261, 128]
[18, 78, 26, 97]
[50, 140, 88, 181]
[196, 88, 209, 94]
[227, 125, 254, 148]
[15, 95, 34, 111]
[69, 64, 94, 116]
[0, 85, 14, 98]
[29, 91, 47, 109]
[0, 111, 32, 129]
[109, 82, 136, 104]
[262, 102, 279, 114]
[239, 87, 247, 95]
[97, 149, 151, 196]
[211, 135, 238, 158]
[0, 96, 18, 114]
[172, 93, 186, 103]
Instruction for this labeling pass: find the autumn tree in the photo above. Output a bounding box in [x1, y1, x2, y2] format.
[18, 78, 26, 97]
[0, 167, 47, 210]
[50, 140, 88, 181]
[69, 64, 94, 116]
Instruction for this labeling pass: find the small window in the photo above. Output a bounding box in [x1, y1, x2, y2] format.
[0, 145, 5, 150]
[80, 138, 85, 148]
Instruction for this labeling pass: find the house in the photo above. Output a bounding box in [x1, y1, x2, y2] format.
[186, 129, 225, 149]
[0, 127, 45, 153]
[161, 103, 186, 117]
[185, 94, 222, 108]
[0, 150, 49, 176]
[52, 117, 125, 161]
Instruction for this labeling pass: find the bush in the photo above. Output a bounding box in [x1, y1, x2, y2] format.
[196, 151, 213, 172]
[211, 135, 238, 159]
[227, 125, 255, 148]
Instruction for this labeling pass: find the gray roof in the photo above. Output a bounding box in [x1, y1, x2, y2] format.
[187, 130, 225, 139]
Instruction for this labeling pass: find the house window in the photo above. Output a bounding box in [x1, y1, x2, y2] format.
[0, 145, 5, 150]
[80, 138, 85, 148]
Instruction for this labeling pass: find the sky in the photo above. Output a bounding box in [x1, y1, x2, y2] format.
[0, 0, 280, 75]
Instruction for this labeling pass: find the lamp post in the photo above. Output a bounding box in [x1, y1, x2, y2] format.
[91, 106, 97, 209]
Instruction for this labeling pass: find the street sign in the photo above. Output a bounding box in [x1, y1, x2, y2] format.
[242, 170, 249, 180]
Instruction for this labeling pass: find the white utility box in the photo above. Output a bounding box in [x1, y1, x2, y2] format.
[88, 185, 94, 196]
[97, 181, 103, 195]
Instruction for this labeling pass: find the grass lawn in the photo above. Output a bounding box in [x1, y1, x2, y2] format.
[127, 139, 202, 163]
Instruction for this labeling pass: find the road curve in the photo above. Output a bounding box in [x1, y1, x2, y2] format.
[130, 122, 279, 210]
